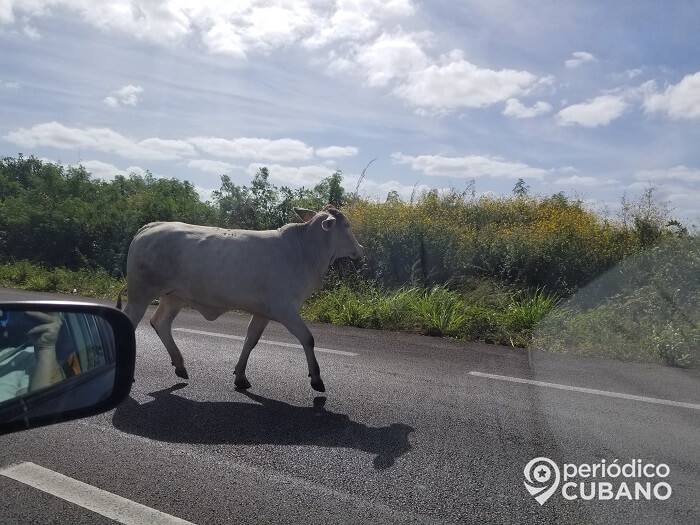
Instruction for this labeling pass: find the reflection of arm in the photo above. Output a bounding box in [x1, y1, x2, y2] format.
[27, 312, 64, 392]
[29, 346, 63, 391]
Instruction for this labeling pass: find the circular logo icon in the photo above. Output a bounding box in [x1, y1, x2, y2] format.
[524, 457, 561, 505]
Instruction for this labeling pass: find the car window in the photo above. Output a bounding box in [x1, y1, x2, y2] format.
[0, 1, 697, 524]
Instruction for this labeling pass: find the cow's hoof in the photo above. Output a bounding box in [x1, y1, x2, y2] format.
[234, 377, 251, 389]
[310, 378, 326, 392]
[175, 367, 189, 380]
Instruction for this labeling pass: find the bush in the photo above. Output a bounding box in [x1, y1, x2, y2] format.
[0, 261, 122, 299]
[414, 286, 466, 337]
[503, 288, 561, 332]
[533, 237, 699, 368]
[346, 190, 653, 296]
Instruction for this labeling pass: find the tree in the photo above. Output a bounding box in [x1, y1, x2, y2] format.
[250, 167, 282, 229]
[327, 171, 345, 207]
[385, 190, 401, 203]
[312, 171, 346, 208]
[512, 178, 529, 196]
[213, 174, 256, 229]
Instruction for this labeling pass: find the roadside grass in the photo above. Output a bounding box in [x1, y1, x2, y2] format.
[301, 280, 561, 346]
[0, 261, 123, 299]
[1, 261, 555, 347]
[533, 236, 700, 368]
[3, 256, 696, 369]
[534, 303, 699, 368]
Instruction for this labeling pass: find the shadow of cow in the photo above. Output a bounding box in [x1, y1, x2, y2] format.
[112, 384, 414, 470]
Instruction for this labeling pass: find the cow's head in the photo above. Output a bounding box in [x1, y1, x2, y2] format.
[295, 205, 365, 260]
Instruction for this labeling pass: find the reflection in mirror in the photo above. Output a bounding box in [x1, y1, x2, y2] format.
[0, 309, 116, 418]
[533, 236, 699, 368]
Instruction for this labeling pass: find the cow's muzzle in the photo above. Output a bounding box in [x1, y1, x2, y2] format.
[351, 244, 365, 260]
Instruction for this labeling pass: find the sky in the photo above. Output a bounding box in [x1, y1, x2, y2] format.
[1, 0, 699, 223]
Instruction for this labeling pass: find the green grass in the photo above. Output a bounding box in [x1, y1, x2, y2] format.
[3, 259, 696, 369]
[0, 261, 123, 299]
[301, 281, 558, 346]
[532, 237, 699, 368]
[534, 304, 699, 368]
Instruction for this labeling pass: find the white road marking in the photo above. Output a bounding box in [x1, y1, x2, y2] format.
[469, 371, 700, 410]
[0, 462, 196, 525]
[173, 327, 358, 357]
[73, 421, 442, 525]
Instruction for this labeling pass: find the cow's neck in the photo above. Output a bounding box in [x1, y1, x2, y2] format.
[295, 222, 334, 292]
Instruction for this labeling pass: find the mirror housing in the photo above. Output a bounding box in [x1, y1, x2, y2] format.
[0, 301, 135, 435]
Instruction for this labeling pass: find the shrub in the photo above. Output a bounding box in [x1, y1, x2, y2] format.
[532, 237, 699, 368]
[414, 286, 466, 337]
[346, 190, 651, 296]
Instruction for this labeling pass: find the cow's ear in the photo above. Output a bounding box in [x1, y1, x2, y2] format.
[321, 215, 336, 231]
[294, 207, 316, 223]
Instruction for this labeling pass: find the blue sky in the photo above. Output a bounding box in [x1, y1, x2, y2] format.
[1, 1, 699, 223]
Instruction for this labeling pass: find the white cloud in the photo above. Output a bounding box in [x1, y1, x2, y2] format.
[59, 2, 192, 44]
[22, 24, 40, 40]
[555, 175, 599, 186]
[3, 121, 196, 160]
[634, 165, 700, 184]
[627, 167, 700, 219]
[201, 18, 247, 59]
[188, 136, 313, 162]
[557, 94, 628, 127]
[523, 75, 556, 95]
[138, 137, 195, 159]
[350, 32, 430, 87]
[115, 84, 143, 105]
[0, 1, 415, 57]
[304, 9, 377, 50]
[304, 0, 414, 49]
[626, 68, 643, 79]
[104, 84, 143, 107]
[565, 51, 595, 68]
[195, 185, 217, 202]
[345, 175, 432, 200]
[315, 145, 359, 158]
[245, 163, 333, 186]
[103, 96, 119, 107]
[394, 50, 538, 110]
[187, 158, 236, 174]
[198, 4, 320, 58]
[626, 181, 700, 220]
[391, 152, 548, 180]
[2, 121, 353, 172]
[0, 79, 20, 89]
[76, 160, 146, 181]
[1, 1, 542, 114]
[502, 98, 552, 118]
[643, 72, 700, 120]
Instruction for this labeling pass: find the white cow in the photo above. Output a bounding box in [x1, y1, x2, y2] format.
[117, 206, 364, 392]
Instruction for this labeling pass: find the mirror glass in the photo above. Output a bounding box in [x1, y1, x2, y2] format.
[0, 308, 117, 422]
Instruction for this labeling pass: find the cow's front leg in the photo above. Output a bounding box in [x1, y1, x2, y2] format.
[150, 294, 187, 379]
[280, 312, 325, 392]
[234, 314, 269, 389]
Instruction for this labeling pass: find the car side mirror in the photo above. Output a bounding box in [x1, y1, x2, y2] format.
[0, 301, 135, 435]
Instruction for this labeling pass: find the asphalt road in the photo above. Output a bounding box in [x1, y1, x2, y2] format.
[1, 288, 698, 524]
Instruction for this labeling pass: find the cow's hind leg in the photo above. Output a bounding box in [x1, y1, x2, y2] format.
[234, 314, 269, 389]
[123, 293, 153, 329]
[150, 294, 188, 379]
[279, 312, 325, 392]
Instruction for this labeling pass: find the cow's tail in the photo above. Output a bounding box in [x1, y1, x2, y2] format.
[116, 283, 127, 310]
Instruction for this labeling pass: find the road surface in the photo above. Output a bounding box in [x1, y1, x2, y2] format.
[1, 288, 698, 524]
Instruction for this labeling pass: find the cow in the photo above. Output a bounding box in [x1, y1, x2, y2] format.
[116, 205, 364, 392]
